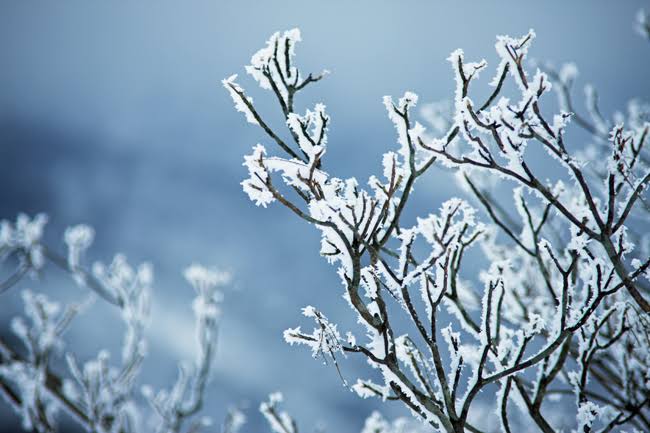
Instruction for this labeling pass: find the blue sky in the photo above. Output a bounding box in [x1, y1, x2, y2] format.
[1, 1, 649, 432]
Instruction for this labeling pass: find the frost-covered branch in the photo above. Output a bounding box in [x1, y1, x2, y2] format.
[259, 392, 432, 433]
[0, 215, 232, 433]
[229, 24, 650, 433]
[142, 265, 230, 433]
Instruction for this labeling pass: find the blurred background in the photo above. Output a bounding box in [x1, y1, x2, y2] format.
[1, 1, 649, 431]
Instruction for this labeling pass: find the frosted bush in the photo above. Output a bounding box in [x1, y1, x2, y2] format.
[0, 216, 229, 433]
[226, 17, 650, 433]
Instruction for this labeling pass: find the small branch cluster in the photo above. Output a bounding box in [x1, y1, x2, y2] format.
[0, 215, 229, 433]
[259, 392, 427, 433]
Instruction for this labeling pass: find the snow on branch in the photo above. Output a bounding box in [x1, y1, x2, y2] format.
[229, 22, 650, 432]
[0, 217, 232, 433]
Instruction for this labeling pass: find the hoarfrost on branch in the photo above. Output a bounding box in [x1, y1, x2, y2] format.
[226, 18, 650, 433]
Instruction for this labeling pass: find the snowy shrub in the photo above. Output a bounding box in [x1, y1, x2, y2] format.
[225, 20, 650, 433]
[0, 215, 233, 433]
